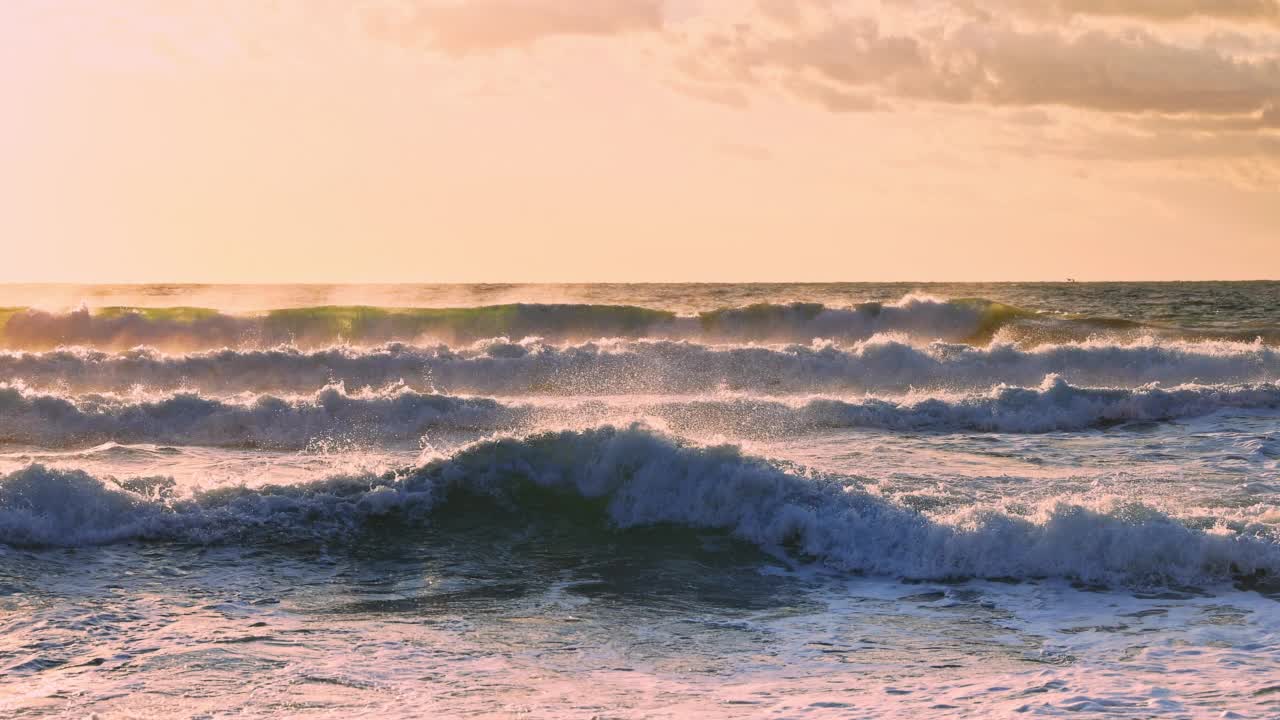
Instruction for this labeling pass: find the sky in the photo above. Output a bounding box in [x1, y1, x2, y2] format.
[1, 0, 1277, 282]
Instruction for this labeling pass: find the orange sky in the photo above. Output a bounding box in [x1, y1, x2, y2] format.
[1, 0, 1277, 282]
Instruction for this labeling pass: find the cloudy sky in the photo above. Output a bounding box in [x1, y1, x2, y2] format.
[2, 0, 1277, 281]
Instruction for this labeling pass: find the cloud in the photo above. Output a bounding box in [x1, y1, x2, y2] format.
[668, 0, 1280, 187]
[1054, 0, 1280, 24]
[1081, 124, 1280, 188]
[675, 9, 1280, 116]
[940, 24, 1280, 114]
[673, 14, 924, 113]
[365, 0, 664, 54]
[901, 0, 1280, 25]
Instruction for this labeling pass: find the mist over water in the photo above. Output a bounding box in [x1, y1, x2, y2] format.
[2, 283, 1278, 718]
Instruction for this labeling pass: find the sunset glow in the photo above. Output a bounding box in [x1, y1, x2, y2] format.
[3, 0, 1277, 281]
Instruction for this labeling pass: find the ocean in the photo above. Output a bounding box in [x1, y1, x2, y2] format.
[0, 282, 1278, 718]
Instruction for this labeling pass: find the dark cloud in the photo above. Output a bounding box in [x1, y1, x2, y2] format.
[365, 0, 664, 54]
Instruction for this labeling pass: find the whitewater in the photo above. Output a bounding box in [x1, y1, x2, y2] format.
[2, 283, 1278, 719]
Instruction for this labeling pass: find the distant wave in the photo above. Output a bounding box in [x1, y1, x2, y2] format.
[1, 296, 1211, 351]
[2, 377, 1279, 449]
[3, 337, 1278, 396]
[1, 426, 1275, 585]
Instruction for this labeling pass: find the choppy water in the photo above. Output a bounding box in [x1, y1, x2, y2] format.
[1, 283, 1278, 718]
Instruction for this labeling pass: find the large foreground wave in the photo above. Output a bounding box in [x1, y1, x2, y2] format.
[1, 377, 1279, 448]
[5, 296, 1256, 351]
[3, 337, 1279, 396]
[0, 426, 1275, 586]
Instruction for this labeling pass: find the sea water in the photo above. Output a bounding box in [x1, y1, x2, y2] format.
[0, 283, 1278, 718]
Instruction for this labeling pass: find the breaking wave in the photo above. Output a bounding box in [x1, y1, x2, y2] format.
[0, 426, 1275, 586]
[0, 383, 520, 449]
[1, 336, 1277, 395]
[1, 377, 1278, 449]
[644, 377, 1280, 434]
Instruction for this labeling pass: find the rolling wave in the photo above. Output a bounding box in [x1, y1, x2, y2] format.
[646, 377, 1280, 434]
[0, 383, 519, 449]
[0, 296, 1196, 351]
[1, 377, 1278, 449]
[0, 426, 1275, 585]
[3, 337, 1279, 397]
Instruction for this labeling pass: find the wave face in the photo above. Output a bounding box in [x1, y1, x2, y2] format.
[0, 296, 1164, 350]
[2, 337, 1277, 395]
[0, 426, 1275, 586]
